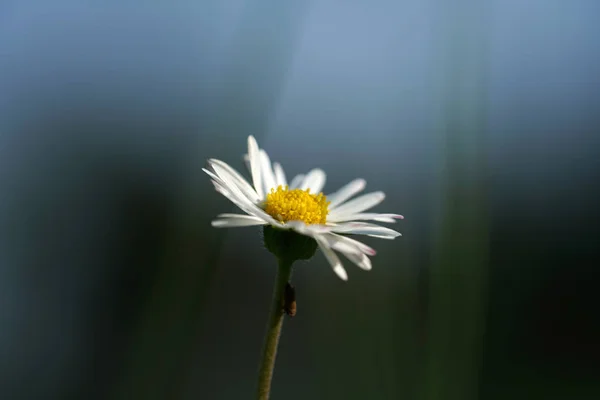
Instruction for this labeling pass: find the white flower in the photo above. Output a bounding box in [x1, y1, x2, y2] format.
[203, 136, 403, 281]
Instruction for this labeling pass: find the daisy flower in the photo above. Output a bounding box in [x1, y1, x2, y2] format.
[203, 135, 403, 281]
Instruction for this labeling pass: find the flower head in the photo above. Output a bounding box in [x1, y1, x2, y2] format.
[203, 136, 403, 280]
[264, 185, 329, 225]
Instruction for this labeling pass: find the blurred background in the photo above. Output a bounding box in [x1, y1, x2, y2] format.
[1, 1, 598, 399]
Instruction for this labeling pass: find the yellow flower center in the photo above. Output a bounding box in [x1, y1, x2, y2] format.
[264, 185, 330, 225]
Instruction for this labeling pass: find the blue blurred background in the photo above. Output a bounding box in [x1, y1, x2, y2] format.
[1, 1, 598, 399]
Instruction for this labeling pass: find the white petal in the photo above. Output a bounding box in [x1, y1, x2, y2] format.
[203, 167, 222, 183]
[216, 213, 264, 219]
[212, 214, 267, 228]
[210, 180, 224, 192]
[299, 168, 326, 193]
[210, 179, 254, 213]
[204, 166, 256, 207]
[247, 136, 264, 199]
[289, 174, 305, 189]
[259, 149, 277, 194]
[206, 169, 284, 228]
[328, 213, 404, 224]
[207, 159, 260, 203]
[314, 235, 348, 281]
[329, 191, 386, 218]
[326, 233, 377, 256]
[329, 222, 402, 239]
[340, 250, 372, 271]
[326, 179, 367, 209]
[318, 233, 373, 269]
[362, 234, 397, 240]
[319, 233, 363, 256]
[273, 162, 287, 187]
[211, 180, 244, 208]
[281, 220, 310, 235]
[285, 221, 332, 236]
[243, 153, 251, 173]
[204, 168, 239, 200]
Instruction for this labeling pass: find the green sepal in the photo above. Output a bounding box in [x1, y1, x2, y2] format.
[263, 225, 318, 265]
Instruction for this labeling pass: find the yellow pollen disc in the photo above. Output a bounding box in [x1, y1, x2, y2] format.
[264, 185, 330, 225]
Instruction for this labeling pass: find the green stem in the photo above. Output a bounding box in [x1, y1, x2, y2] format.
[256, 259, 293, 400]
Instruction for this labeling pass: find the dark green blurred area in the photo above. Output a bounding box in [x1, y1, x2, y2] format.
[0, 1, 598, 399]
